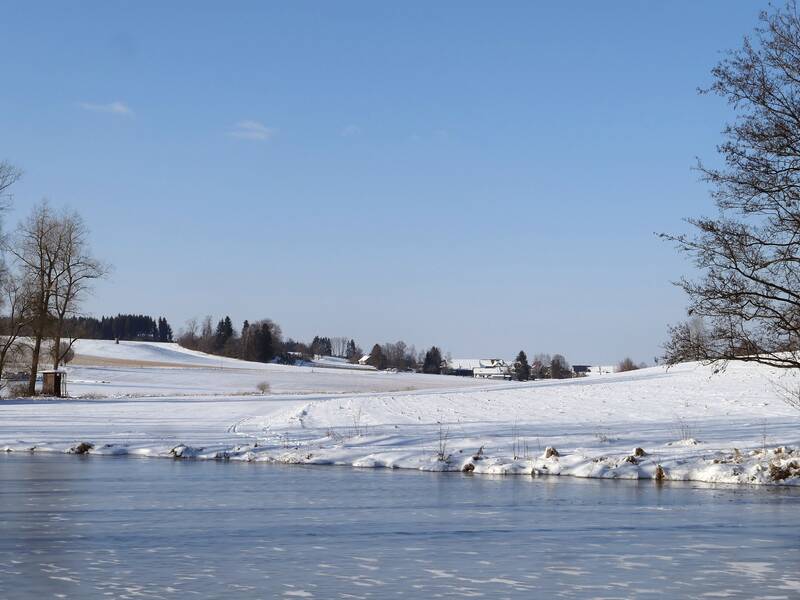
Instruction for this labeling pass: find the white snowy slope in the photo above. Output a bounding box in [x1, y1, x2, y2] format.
[2, 346, 799, 486]
[72, 339, 247, 367]
[66, 340, 494, 396]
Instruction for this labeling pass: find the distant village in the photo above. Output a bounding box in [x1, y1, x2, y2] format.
[170, 316, 644, 380]
[322, 354, 621, 380]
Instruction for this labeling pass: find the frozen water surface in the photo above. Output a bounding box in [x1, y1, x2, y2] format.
[1, 454, 799, 599]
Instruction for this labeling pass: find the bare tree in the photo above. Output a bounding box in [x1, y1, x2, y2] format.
[382, 340, 411, 370]
[0, 271, 33, 385]
[330, 336, 349, 358]
[50, 211, 108, 368]
[531, 353, 552, 379]
[550, 354, 571, 379]
[663, 317, 711, 364]
[663, 2, 800, 371]
[199, 315, 214, 352]
[178, 317, 200, 349]
[5, 201, 66, 394]
[2, 202, 108, 391]
[0, 161, 22, 210]
[617, 357, 639, 373]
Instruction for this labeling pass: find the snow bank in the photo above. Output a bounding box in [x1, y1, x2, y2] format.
[2, 360, 800, 486]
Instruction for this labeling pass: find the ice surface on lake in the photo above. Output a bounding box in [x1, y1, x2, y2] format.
[1, 455, 799, 599]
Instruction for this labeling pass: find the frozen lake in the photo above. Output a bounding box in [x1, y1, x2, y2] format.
[1, 455, 799, 599]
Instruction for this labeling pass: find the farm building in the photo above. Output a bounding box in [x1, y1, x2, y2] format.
[573, 364, 617, 376]
[443, 358, 511, 379]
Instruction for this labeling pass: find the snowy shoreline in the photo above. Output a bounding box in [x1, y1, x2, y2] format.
[1, 342, 799, 487]
[0, 365, 800, 485]
[3, 434, 800, 488]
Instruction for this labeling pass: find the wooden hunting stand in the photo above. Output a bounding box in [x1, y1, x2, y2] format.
[42, 370, 67, 397]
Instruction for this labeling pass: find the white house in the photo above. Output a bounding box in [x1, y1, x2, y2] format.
[443, 358, 511, 379]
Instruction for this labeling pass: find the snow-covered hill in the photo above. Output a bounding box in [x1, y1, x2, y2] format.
[73, 339, 287, 368]
[66, 339, 493, 396]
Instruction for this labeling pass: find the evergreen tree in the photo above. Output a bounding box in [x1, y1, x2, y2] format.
[224, 316, 233, 339]
[214, 316, 234, 351]
[422, 346, 443, 374]
[367, 343, 386, 370]
[254, 322, 275, 362]
[239, 319, 281, 363]
[157, 317, 173, 342]
[514, 350, 531, 381]
[345, 339, 358, 361]
[310, 335, 333, 356]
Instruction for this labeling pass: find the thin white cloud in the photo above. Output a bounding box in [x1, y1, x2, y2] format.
[78, 101, 133, 116]
[341, 124, 361, 137]
[229, 120, 276, 141]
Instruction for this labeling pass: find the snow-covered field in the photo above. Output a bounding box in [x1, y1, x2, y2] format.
[66, 340, 493, 396]
[2, 341, 799, 486]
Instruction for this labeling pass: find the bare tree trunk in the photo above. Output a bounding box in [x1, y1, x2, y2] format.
[28, 334, 42, 395]
[52, 331, 61, 370]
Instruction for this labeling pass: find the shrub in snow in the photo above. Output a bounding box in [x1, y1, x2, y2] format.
[256, 381, 270, 394]
[633, 447, 647, 457]
[7, 383, 30, 398]
[436, 422, 449, 462]
[594, 430, 615, 443]
[667, 438, 700, 447]
[70, 442, 94, 454]
[672, 417, 695, 443]
[617, 357, 639, 372]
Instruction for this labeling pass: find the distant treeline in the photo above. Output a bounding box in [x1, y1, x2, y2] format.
[0, 313, 174, 343]
[72, 314, 174, 342]
[176, 316, 358, 365]
[176, 314, 445, 372]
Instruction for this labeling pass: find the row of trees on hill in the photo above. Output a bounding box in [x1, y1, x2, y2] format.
[178, 315, 285, 363]
[58, 314, 173, 342]
[511, 352, 647, 380]
[512, 351, 572, 381]
[176, 315, 451, 372]
[0, 164, 110, 394]
[181, 323, 643, 381]
[362, 342, 443, 373]
[178, 316, 645, 380]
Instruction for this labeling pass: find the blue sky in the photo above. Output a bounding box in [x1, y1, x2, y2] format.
[0, 1, 771, 363]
